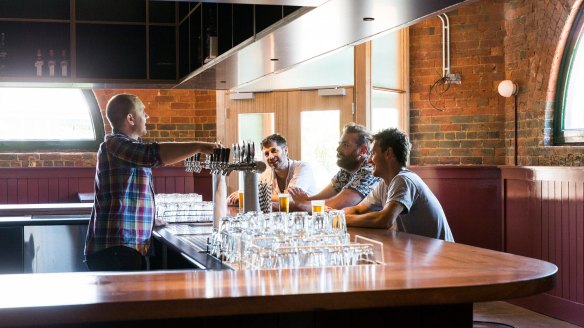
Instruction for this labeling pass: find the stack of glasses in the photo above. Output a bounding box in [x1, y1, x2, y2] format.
[208, 210, 378, 270]
[155, 193, 213, 224]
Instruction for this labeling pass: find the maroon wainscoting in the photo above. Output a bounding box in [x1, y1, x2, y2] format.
[502, 166, 584, 327]
[411, 166, 502, 251]
[0, 167, 212, 204]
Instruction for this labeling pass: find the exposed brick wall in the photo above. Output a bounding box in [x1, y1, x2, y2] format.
[503, 0, 584, 165]
[409, 0, 507, 165]
[410, 0, 584, 166]
[0, 89, 217, 168]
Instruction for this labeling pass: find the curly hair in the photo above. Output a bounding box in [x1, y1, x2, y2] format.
[261, 133, 287, 148]
[343, 122, 372, 150]
[372, 128, 411, 166]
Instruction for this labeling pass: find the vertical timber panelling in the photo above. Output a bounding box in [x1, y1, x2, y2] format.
[411, 166, 502, 250]
[0, 168, 212, 204]
[503, 166, 584, 327]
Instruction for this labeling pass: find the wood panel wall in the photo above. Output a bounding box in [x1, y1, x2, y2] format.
[411, 166, 502, 251]
[502, 166, 584, 327]
[0, 167, 212, 204]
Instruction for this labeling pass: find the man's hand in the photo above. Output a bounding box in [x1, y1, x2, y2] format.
[288, 186, 309, 202]
[226, 191, 239, 206]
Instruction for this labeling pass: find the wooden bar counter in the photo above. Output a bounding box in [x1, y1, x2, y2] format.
[0, 228, 557, 328]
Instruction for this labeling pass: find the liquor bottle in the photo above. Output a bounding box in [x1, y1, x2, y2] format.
[60, 49, 69, 77]
[35, 49, 44, 77]
[0, 33, 7, 75]
[47, 49, 56, 77]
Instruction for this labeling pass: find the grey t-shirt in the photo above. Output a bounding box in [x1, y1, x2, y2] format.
[362, 169, 454, 242]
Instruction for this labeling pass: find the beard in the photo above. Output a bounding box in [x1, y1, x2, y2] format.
[336, 153, 361, 171]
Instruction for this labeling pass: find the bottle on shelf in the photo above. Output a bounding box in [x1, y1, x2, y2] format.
[0, 33, 7, 75]
[60, 49, 69, 77]
[47, 49, 56, 77]
[34, 49, 44, 77]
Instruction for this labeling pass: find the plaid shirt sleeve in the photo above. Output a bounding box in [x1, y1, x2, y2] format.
[85, 133, 162, 257]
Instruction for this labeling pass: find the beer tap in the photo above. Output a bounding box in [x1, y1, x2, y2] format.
[183, 142, 266, 176]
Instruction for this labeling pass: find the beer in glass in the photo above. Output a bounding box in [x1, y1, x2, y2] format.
[278, 193, 290, 213]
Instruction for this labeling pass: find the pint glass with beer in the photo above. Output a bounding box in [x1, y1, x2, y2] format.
[311, 200, 325, 214]
[278, 193, 290, 213]
[238, 191, 244, 212]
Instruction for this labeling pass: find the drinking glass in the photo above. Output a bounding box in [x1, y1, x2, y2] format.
[289, 212, 309, 236]
[328, 210, 348, 243]
[278, 193, 290, 213]
[311, 200, 325, 214]
[238, 190, 244, 212]
[311, 212, 330, 235]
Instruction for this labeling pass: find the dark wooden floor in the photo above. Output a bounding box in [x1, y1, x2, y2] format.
[474, 301, 581, 328]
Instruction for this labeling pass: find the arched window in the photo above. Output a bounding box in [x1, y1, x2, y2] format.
[0, 88, 104, 151]
[555, 6, 584, 145]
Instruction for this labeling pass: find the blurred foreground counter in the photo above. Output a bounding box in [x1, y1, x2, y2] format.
[0, 227, 557, 328]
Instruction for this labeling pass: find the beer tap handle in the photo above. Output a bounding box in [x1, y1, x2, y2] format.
[246, 142, 251, 163]
[251, 142, 255, 161]
[223, 148, 231, 163]
[213, 147, 221, 162]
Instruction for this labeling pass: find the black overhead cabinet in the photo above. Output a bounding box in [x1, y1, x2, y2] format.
[0, 0, 300, 84]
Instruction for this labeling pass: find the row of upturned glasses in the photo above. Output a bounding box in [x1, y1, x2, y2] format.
[208, 211, 377, 269]
[155, 193, 212, 223]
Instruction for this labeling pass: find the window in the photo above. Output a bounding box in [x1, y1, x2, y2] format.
[555, 7, 584, 144]
[0, 88, 103, 151]
[300, 110, 340, 189]
[370, 29, 408, 133]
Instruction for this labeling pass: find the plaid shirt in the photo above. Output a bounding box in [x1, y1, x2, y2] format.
[84, 131, 161, 256]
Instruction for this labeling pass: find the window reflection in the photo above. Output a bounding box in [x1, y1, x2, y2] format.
[371, 90, 400, 134]
[0, 88, 94, 140]
[564, 36, 584, 130]
[300, 110, 340, 190]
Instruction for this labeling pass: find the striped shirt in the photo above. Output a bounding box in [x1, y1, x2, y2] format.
[84, 131, 161, 256]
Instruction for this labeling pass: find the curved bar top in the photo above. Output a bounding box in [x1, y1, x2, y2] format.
[0, 228, 557, 327]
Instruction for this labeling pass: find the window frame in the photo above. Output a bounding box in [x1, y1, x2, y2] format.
[0, 89, 105, 152]
[554, 6, 584, 145]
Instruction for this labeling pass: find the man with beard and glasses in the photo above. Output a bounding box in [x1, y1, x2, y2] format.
[227, 133, 318, 211]
[289, 123, 380, 213]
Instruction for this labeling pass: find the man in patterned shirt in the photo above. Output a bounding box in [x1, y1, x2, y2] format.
[289, 123, 380, 212]
[84, 93, 219, 271]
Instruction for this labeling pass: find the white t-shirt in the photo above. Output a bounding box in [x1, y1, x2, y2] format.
[260, 159, 319, 199]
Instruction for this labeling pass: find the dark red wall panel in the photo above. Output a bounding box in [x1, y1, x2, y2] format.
[0, 167, 212, 204]
[503, 166, 584, 326]
[411, 166, 502, 251]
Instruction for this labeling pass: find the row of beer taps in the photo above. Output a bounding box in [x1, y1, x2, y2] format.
[184, 141, 263, 175]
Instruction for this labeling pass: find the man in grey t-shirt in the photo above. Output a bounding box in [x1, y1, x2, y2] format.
[343, 128, 454, 242]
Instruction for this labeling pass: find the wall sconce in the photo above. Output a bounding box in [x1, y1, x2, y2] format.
[498, 80, 518, 97]
[498, 80, 519, 165]
[229, 92, 255, 100]
[318, 87, 346, 96]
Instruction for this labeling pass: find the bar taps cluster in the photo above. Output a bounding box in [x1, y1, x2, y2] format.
[184, 141, 266, 175]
